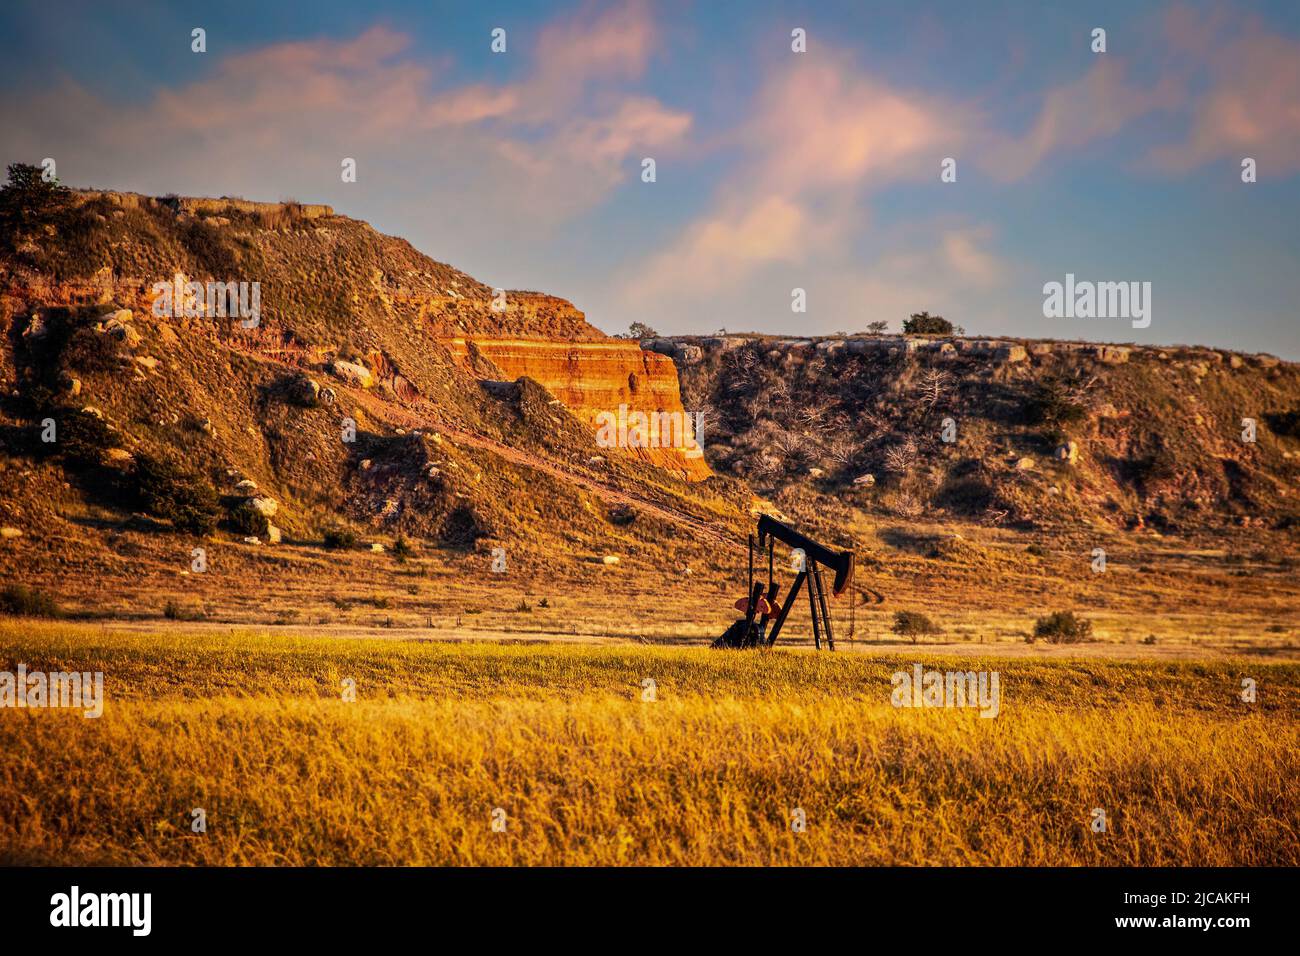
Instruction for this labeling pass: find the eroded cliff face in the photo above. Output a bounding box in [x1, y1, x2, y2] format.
[446, 337, 712, 482]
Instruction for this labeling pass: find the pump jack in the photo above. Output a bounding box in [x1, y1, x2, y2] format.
[714, 515, 855, 651]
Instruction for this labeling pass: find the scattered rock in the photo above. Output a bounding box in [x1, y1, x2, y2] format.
[290, 377, 321, 405]
[105, 448, 134, 463]
[135, 355, 159, 370]
[319, 386, 337, 405]
[1094, 346, 1130, 364]
[1054, 441, 1080, 464]
[0, 527, 22, 539]
[995, 345, 1028, 364]
[242, 536, 261, 545]
[81, 406, 103, 419]
[330, 359, 374, 388]
[1029, 343, 1053, 356]
[807, 467, 825, 478]
[266, 524, 282, 544]
[676, 345, 704, 365]
[1014, 457, 1036, 471]
[370, 542, 385, 553]
[852, 473, 876, 487]
[99, 311, 141, 348]
[601, 555, 620, 565]
[234, 479, 258, 494]
[1229, 354, 1244, 369]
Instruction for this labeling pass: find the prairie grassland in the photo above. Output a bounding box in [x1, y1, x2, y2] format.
[0, 622, 1296, 866]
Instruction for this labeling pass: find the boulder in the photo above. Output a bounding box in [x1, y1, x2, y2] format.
[266, 524, 282, 545]
[1094, 346, 1130, 364]
[331, 360, 374, 388]
[247, 496, 278, 518]
[994, 345, 1028, 364]
[601, 555, 620, 565]
[1014, 457, 1036, 471]
[234, 479, 258, 494]
[1029, 343, 1053, 356]
[852, 473, 876, 487]
[0, 527, 22, 539]
[319, 386, 337, 405]
[676, 345, 704, 365]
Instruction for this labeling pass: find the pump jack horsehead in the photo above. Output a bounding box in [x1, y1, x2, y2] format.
[713, 515, 855, 651]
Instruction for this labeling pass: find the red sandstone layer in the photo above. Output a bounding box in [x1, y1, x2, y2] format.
[446, 338, 712, 482]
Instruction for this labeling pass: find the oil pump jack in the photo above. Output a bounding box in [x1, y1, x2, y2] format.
[713, 515, 855, 650]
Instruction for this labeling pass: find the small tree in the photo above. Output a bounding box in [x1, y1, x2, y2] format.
[620, 322, 659, 339]
[1033, 611, 1093, 644]
[0, 162, 74, 246]
[892, 610, 943, 644]
[902, 312, 954, 335]
[865, 320, 889, 335]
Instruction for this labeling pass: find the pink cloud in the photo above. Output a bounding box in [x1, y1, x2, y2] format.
[1151, 18, 1300, 173]
[980, 58, 1182, 181]
[744, 53, 965, 194]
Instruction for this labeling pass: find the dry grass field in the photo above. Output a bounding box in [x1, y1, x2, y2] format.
[2, 622, 1296, 866]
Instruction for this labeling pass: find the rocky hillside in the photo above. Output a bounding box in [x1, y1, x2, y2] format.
[0, 176, 1296, 619]
[0, 182, 748, 582]
[659, 334, 1300, 538]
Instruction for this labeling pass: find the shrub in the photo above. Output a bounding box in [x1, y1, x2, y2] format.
[133, 454, 220, 535]
[323, 528, 357, 550]
[0, 584, 61, 618]
[48, 408, 118, 467]
[1265, 408, 1300, 440]
[393, 536, 412, 561]
[902, 312, 953, 335]
[1033, 610, 1093, 644]
[892, 610, 942, 643]
[226, 506, 269, 538]
[1023, 379, 1087, 430]
[163, 600, 205, 622]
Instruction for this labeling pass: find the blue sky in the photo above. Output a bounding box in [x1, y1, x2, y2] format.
[2, 0, 1297, 355]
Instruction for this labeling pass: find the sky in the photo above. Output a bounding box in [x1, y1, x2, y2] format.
[1, 0, 1297, 356]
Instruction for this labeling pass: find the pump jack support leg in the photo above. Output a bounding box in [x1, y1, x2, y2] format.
[812, 565, 835, 651]
[808, 564, 822, 650]
[766, 571, 806, 647]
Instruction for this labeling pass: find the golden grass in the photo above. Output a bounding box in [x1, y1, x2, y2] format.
[1, 623, 1297, 865]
